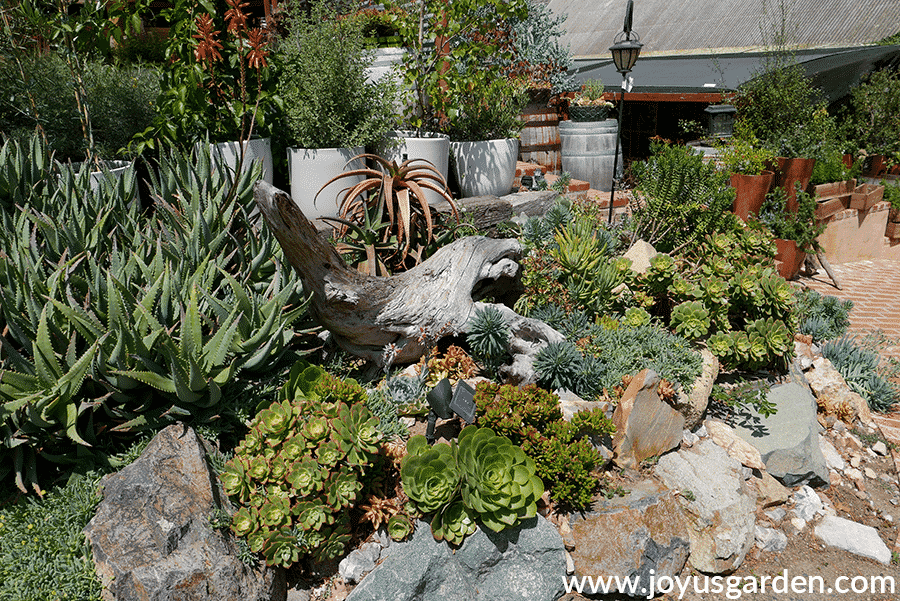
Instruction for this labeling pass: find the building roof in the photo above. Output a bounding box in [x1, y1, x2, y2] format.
[547, 0, 900, 58]
[572, 45, 900, 100]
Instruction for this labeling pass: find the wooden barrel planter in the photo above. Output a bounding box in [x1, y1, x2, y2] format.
[730, 170, 774, 221]
[519, 94, 562, 172]
[809, 179, 855, 221]
[558, 119, 621, 192]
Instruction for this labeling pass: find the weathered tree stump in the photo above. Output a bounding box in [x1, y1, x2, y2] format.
[254, 181, 525, 364]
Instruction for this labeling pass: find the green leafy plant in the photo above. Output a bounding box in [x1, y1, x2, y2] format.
[758, 185, 826, 252]
[795, 289, 853, 342]
[844, 69, 900, 156]
[445, 77, 527, 142]
[276, 2, 397, 150]
[709, 381, 776, 418]
[717, 121, 778, 176]
[221, 361, 382, 567]
[474, 382, 615, 508]
[628, 140, 736, 254]
[384, 0, 527, 135]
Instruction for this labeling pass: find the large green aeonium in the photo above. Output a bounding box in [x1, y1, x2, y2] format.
[400, 435, 460, 514]
[456, 425, 544, 532]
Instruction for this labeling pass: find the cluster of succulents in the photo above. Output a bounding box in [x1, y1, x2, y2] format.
[219, 361, 383, 568]
[473, 382, 614, 508]
[400, 425, 543, 545]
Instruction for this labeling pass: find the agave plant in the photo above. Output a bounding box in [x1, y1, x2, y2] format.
[318, 154, 460, 273]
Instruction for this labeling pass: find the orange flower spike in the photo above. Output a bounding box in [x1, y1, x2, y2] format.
[224, 0, 250, 33]
[193, 14, 223, 64]
[246, 28, 269, 70]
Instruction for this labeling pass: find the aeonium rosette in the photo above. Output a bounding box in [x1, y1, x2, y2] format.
[400, 435, 461, 514]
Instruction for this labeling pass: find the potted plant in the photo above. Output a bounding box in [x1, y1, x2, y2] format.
[758, 185, 825, 280]
[318, 153, 459, 275]
[567, 79, 614, 122]
[275, 2, 398, 221]
[380, 0, 527, 203]
[558, 78, 620, 191]
[135, 0, 278, 184]
[883, 182, 900, 240]
[807, 146, 858, 220]
[447, 78, 528, 197]
[718, 123, 777, 221]
[844, 69, 900, 177]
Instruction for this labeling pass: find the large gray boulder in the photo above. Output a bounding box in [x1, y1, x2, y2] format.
[569, 480, 690, 597]
[84, 424, 285, 601]
[729, 381, 828, 487]
[655, 439, 756, 574]
[346, 516, 565, 601]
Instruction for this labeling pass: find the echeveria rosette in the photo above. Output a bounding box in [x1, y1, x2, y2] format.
[262, 528, 302, 568]
[255, 399, 295, 444]
[295, 498, 334, 531]
[315, 437, 344, 468]
[387, 514, 414, 542]
[333, 402, 381, 466]
[287, 457, 325, 496]
[456, 426, 543, 533]
[325, 466, 364, 509]
[230, 506, 258, 538]
[312, 523, 352, 563]
[431, 500, 477, 545]
[259, 495, 292, 529]
[302, 415, 330, 445]
[247, 454, 270, 483]
[220, 456, 252, 503]
[400, 435, 461, 514]
[281, 433, 308, 462]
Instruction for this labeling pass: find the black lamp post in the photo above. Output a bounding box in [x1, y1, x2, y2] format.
[607, 0, 643, 224]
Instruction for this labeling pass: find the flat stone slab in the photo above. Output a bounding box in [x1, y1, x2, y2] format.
[729, 381, 828, 487]
[814, 515, 891, 564]
[347, 516, 565, 601]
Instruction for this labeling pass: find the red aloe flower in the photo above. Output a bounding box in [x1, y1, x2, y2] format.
[193, 14, 223, 64]
[224, 0, 249, 33]
[246, 28, 269, 70]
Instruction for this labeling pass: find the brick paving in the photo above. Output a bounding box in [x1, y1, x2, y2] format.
[796, 259, 900, 444]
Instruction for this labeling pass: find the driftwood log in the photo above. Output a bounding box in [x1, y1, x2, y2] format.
[254, 181, 526, 364]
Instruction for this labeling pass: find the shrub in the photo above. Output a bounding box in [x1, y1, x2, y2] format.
[220, 361, 382, 567]
[628, 140, 735, 255]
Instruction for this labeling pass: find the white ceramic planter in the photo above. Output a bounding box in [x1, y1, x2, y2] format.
[208, 137, 274, 184]
[379, 130, 450, 207]
[287, 146, 365, 222]
[450, 138, 519, 198]
[66, 159, 139, 200]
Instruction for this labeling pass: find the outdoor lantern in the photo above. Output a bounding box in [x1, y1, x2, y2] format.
[704, 104, 737, 138]
[607, 0, 642, 224]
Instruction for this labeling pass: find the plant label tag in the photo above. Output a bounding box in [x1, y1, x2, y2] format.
[621, 77, 634, 92]
[450, 380, 477, 424]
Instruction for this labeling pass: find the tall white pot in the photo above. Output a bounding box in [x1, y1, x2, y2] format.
[450, 138, 519, 198]
[379, 130, 450, 207]
[208, 137, 274, 184]
[288, 146, 365, 221]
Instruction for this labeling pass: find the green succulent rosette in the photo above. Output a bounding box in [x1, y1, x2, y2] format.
[400, 435, 461, 514]
[294, 498, 334, 531]
[456, 425, 543, 533]
[387, 514, 414, 541]
[220, 456, 252, 503]
[287, 457, 325, 496]
[431, 500, 477, 545]
[325, 465, 364, 509]
[262, 528, 302, 568]
[334, 402, 381, 466]
[256, 399, 295, 443]
[230, 506, 258, 538]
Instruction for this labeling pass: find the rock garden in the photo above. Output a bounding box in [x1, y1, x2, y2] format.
[2, 1, 900, 601]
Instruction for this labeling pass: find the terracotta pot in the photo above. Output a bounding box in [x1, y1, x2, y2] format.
[774, 238, 806, 280]
[885, 221, 900, 239]
[890, 164, 900, 175]
[730, 170, 775, 221]
[774, 157, 816, 213]
[863, 154, 885, 177]
[842, 153, 854, 169]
